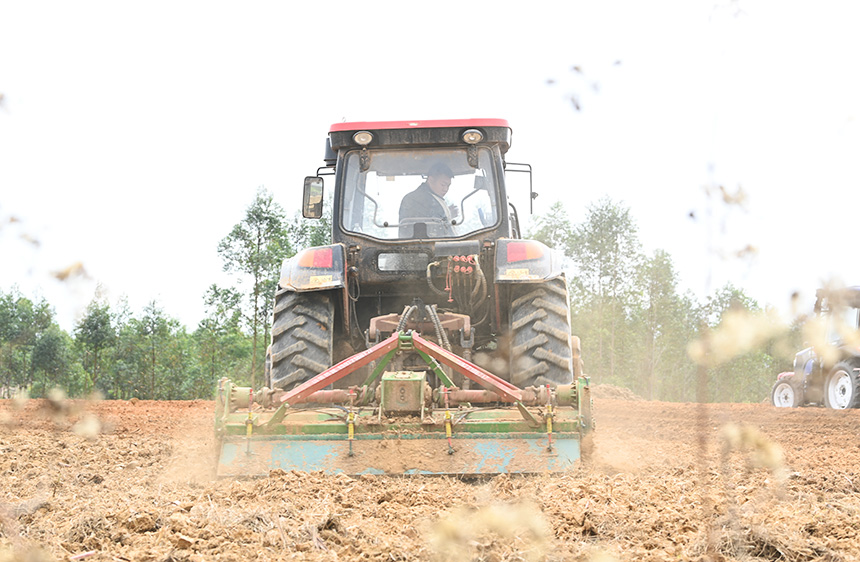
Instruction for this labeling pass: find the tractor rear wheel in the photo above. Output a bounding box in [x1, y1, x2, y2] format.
[824, 362, 860, 409]
[509, 278, 574, 388]
[270, 290, 334, 390]
[771, 375, 802, 408]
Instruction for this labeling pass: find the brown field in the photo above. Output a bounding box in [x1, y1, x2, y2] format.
[2, 390, 860, 561]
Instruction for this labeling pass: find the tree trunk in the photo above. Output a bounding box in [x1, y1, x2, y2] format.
[150, 339, 156, 399]
[251, 286, 259, 389]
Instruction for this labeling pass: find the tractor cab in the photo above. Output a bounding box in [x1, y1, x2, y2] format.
[286, 118, 567, 372]
[813, 287, 860, 344]
[302, 119, 522, 243]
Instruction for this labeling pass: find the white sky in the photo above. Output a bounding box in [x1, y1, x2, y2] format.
[2, 1, 859, 331]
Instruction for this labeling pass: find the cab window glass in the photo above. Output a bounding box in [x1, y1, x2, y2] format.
[340, 148, 499, 240]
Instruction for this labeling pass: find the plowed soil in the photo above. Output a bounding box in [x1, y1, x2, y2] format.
[2, 390, 860, 562]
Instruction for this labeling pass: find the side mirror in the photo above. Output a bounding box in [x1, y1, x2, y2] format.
[302, 177, 324, 219]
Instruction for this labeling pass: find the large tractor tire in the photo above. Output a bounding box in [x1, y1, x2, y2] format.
[269, 290, 334, 390]
[824, 362, 860, 409]
[509, 278, 574, 388]
[771, 375, 803, 408]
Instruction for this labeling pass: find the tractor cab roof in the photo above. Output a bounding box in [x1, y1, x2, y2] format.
[815, 286, 860, 310]
[326, 118, 512, 155]
[329, 118, 510, 132]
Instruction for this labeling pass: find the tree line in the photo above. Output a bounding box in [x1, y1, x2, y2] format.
[0, 187, 329, 400]
[529, 197, 801, 402]
[1, 190, 797, 402]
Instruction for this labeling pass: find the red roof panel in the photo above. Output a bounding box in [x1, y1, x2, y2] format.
[329, 118, 510, 132]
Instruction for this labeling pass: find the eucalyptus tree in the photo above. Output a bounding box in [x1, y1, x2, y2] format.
[568, 197, 644, 384]
[133, 300, 181, 399]
[104, 297, 132, 398]
[525, 201, 574, 255]
[31, 325, 81, 397]
[74, 298, 115, 394]
[0, 288, 54, 394]
[286, 206, 333, 249]
[217, 187, 292, 386]
[192, 284, 250, 395]
[635, 250, 698, 400]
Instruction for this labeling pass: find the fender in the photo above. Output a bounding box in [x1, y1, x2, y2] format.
[279, 243, 347, 291]
[493, 238, 564, 283]
[793, 346, 817, 379]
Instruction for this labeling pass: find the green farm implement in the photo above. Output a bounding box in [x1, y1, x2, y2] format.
[216, 332, 591, 476]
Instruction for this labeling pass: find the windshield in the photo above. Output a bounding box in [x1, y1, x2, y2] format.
[825, 302, 859, 343]
[340, 147, 500, 240]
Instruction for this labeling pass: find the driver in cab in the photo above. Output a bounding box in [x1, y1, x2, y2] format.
[399, 162, 459, 236]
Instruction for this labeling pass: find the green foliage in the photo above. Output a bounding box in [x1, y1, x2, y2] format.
[191, 284, 252, 395]
[630, 250, 699, 401]
[74, 297, 115, 394]
[31, 325, 83, 397]
[0, 287, 55, 395]
[0, 286, 252, 400]
[565, 197, 643, 385]
[529, 198, 778, 403]
[213, 188, 332, 389]
[526, 201, 573, 253]
[699, 284, 754, 324]
[218, 186, 291, 386]
[286, 207, 333, 249]
[695, 284, 781, 403]
[129, 301, 185, 399]
[569, 196, 642, 302]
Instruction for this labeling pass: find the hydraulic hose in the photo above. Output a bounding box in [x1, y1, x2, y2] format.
[425, 261, 447, 297]
[397, 305, 418, 333]
[426, 304, 452, 351]
[470, 258, 487, 305]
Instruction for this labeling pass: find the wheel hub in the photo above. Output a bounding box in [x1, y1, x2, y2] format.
[829, 372, 852, 409]
[774, 383, 795, 407]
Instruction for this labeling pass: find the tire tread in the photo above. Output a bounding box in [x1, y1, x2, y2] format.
[270, 292, 334, 390]
[509, 278, 574, 388]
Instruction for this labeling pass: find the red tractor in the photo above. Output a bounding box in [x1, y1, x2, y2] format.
[215, 120, 590, 476]
[269, 119, 575, 392]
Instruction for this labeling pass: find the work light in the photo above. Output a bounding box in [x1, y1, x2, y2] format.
[353, 131, 373, 145]
[462, 129, 483, 144]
